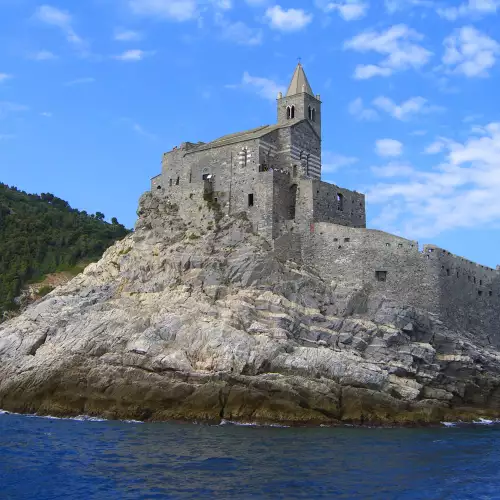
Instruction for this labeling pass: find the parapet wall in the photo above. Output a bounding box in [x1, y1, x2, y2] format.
[294, 223, 500, 339]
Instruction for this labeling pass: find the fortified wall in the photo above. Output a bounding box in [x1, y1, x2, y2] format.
[274, 223, 500, 340]
[149, 61, 500, 341]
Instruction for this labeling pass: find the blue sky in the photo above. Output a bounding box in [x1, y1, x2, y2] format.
[1, 0, 500, 267]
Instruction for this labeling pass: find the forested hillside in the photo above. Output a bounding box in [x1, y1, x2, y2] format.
[0, 183, 130, 319]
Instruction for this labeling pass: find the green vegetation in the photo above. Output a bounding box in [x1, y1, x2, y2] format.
[37, 285, 54, 297]
[0, 183, 130, 318]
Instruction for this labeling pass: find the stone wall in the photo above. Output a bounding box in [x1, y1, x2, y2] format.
[312, 181, 366, 227]
[277, 93, 321, 139]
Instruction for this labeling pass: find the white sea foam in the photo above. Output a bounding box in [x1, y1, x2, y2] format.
[219, 419, 289, 428]
[0, 409, 143, 424]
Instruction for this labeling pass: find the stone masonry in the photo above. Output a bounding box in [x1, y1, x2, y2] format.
[151, 62, 500, 339]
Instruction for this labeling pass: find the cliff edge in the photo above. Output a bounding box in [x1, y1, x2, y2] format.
[1, 193, 500, 425]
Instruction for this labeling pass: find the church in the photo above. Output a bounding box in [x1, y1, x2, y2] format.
[150, 62, 366, 242]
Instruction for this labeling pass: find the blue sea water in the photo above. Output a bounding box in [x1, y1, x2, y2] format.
[1, 413, 500, 499]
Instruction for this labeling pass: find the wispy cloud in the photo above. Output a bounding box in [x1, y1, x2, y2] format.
[114, 29, 143, 42]
[373, 96, 443, 120]
[316, 0, 368, 20]
[442, 26, 500, 77]
[226, 72, 285, 101]
[128, 0, 199, 21]
[29, 50, 57, 61]
[367, 122, 500, 238]
[120, 117, 157, 140]
[113, 49, 154, 61]
[64, 77, 96, 86]
[344, 24, 432, 79]
[34, 5, 89, 56]
[322, 151, 359, 173]
[348, 97, 379, 120]
[265, 5, 313, 31]
[0, 101, 29, 119]
[214, 14, 262, 45]
[0, 73, 12, 83]
[40, 112, 53, 117]
[438, 0, 500, 20]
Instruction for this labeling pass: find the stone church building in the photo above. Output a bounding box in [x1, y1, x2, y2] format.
[151, 62, 365, 242]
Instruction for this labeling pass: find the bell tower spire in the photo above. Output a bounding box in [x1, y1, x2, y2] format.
[277, 62, 321, 138]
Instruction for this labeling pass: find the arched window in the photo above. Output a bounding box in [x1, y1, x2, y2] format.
[286, 106, 291, 119]
[308, 106, 312, 120]
[337, 193, 344, 211]
[291, 105, 295, 119]
[312, 108, 316, 122]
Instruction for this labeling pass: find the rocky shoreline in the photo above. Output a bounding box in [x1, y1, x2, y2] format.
[1, 193, 500, 427]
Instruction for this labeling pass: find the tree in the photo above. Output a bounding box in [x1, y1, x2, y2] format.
[111, 217, 118, 225]
[95, 212, 105, 221]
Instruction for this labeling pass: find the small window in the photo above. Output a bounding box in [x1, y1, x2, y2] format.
[333, 238, 338, 242]
[248, 193, 254, 207]
[344, 237, 350, 242]
[337, 193, 344, 211]
[446, 269, 450, 276]
[478, 290, 483, 296]
[398, 243, 403, 248]
[169, 179, 173, 187]
[375, 271, 387, 282]
[385, 243, 390, 247]
[291, 105, 295, 119]
[214, 197, 218, 203]
[480, 279, 483, 285]
[474, 277, 476, 283]
[293, 165, 297, 177]
[468, 275, 471, 282]
[176, 176, 180, 185]
[157, 185, 162, 190]
[202, 173, 210, 181]
[189, 172, 192, 183]
[489, 291, 493, 297]
[312, 108, 316, 122]
[286, 106, 291, 119]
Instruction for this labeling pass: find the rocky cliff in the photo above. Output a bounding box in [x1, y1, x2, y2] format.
[1, 193, 500, 425]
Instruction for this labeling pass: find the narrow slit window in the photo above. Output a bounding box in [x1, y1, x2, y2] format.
[248, 193, 254, 207]
[337, 193, 344, 211]
[375, 271, 387, 282]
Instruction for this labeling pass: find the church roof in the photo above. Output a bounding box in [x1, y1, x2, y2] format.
[286, 62, 314, 97]
[185, 124, 282, 153]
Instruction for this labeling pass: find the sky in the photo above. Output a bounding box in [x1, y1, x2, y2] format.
[1, 0, 500, 267]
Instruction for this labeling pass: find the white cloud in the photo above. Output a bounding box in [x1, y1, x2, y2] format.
[0, 101, 29, 119]
[438, 0, 499, 20]
[322, 152, 359, 173]
[344, 24, 432, 78]
[113, 49, 154, 61]
[424, 138, 448, 154]
[214, 14, 262, 45]
[64, 77, 96, 86]
[114, 29, 143, 41]
[367, 122, 500, 238]
[384, 0, 434, 13]
[265, 5, 313, 32]
[316, 0, 368, 20]
[226, 72, 285, 101]
[375, 138, 403, 157]
[129, 0, 199, 21]
[371, 161, 415, 177]
[41, 112, 53, 117]
[373, 96, 442, 120]
[348, 97, 379, 120]
[0, 73, 12, 83]
[34, 5, 88, 53]
[442, 26, 500, 77]
[29, 50, 57, 61]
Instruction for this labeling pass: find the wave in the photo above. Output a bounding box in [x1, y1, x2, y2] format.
[219, 419, 290, 428]
[0, 409, 143, 424]
[441, 418, 500, 427]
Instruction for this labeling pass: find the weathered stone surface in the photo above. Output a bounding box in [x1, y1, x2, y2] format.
[1, 193, 500, 426]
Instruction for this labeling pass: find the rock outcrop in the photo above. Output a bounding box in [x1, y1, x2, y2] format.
[1, 193, 500, 425]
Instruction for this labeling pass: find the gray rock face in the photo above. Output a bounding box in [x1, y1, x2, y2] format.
[1, 193, 500, 425]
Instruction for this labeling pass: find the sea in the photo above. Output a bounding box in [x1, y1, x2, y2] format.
[1, 411, 500, 499]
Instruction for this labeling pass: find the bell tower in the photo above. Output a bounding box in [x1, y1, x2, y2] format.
[277, 62, 321, 139]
